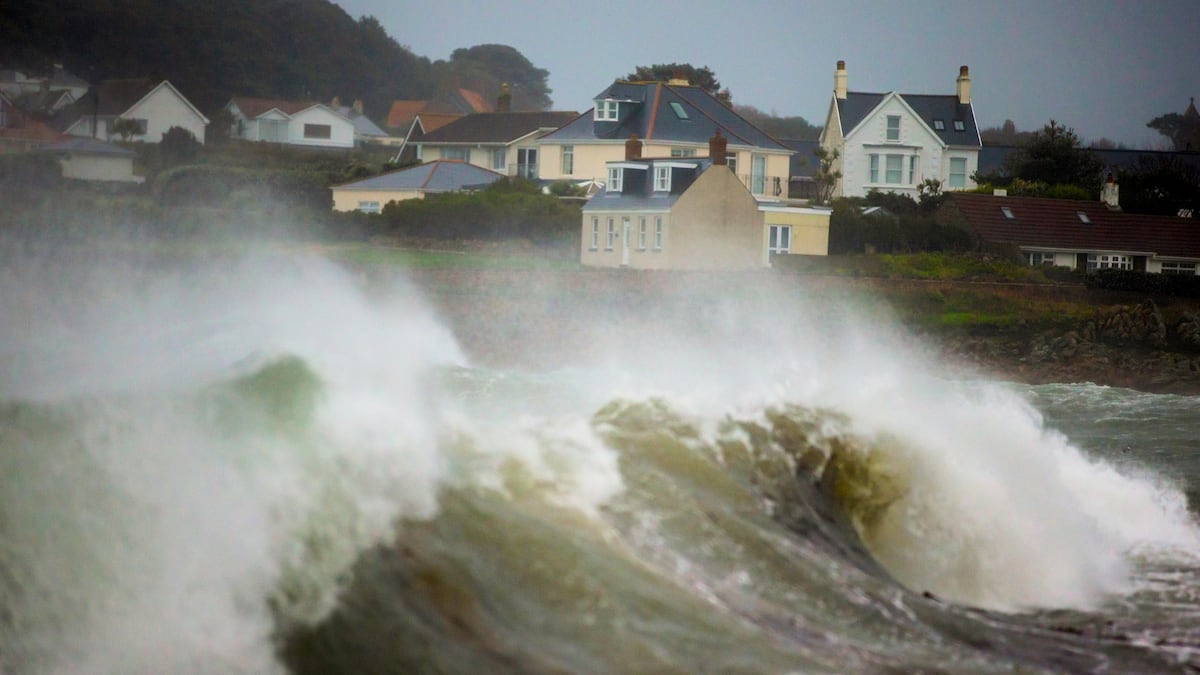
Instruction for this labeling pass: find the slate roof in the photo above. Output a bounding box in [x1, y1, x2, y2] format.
[418, 111, 578, 144]
[37, 137, 134, 156]
[582, 157, 714, 212]
[333, 160, 504, 192]
[945, 192, 1200, 259]
[837, 91, 980, 147]
[541, 81, 789, 151]
[334, 106, 387, 137]
[229, 97, 323, 118]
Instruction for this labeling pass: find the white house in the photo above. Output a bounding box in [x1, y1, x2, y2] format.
[38, 137, 141, 183]
[59, 79, 208, 144]
[819, 61, 981, 198]
[225, 97, 355, 149]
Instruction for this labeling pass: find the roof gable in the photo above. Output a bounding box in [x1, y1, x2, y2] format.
[229, 97, 322, 119]
[418, 111, 578, 144]
[334, 160, 504, 192]
[947, 193, 1200, 259]
[838, 91, 979, 147]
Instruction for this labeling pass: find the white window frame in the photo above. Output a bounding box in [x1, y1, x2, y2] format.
[590, 217, 599, 250]
[606, 217, 616, 250]
[953, 120, 966, 132]
[1087, 254, 1133, 271]
[949, 157, 967, 189]
[1026, 251, 1055, 266]
[886, 115, 900, 141]
[357, 201, 381, 214]
[491, 148, 506, 170]
[443, 147, 469, 161]
[303, 123, 331, 139]
[726, 154, 737, 174]
[750, 154, 766, 194]
[638, 217, 647, 250]
[908, 155, 918, 184]
[595, 99, 618, 121]
[260, 119, 287, 142]
[561, 145, 574, 175]
[768, 225, 791, 255]
[654, 165, 671, 191]
[654, 217, 663, 250]
[1161, 261, 1197, 275]
[670, 148, 695, 157]
[869, 154, 879, 183]
[607, 166, 623, 193]
[885, 154, 903, 184]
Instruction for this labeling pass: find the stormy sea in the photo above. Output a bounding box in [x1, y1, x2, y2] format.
[2, 246, 1198, 674]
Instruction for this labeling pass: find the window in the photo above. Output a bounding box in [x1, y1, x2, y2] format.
[590, 217, 599, 250]
[1087, 254, 1133, 271]
[561, 145, 574, 175]
[606, 217, 616, 250]
[357, 201, 381, 214]
[933, 119, 945, 131]
[670, 148, 695, 157]
[953, 120, 965, 132]
[654, 217, 663, 250]
[885, 154, 902, 184]
[949, 157, 967, 188]
[607, 166, 623, 193]
[1001, 206, 1015, 219]
[1026, 251, 1055, 266]
[1077, 211, 1091, 224]
[491, 149, 506, 170]
[414, 144, 423, 161]
[303, 123, 331, 139]
[908, 155, 918, 184]
[869, 154, 879, 183]
[638, 217, 647, 250]
[595, 99, 618, 121]
[443, 147, 468, 161]
[654, 165, 671, 191]
[750, 154, 766, 194]
[726, 153, 737, 174]
[1162, 261, 1197, 275]
[260, 119, 287, 142]
[886, 115, 900, 141]
[768, 225, 791, 255]
[669, 101, 689, 119]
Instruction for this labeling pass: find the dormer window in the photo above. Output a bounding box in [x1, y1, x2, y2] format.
[933, 119, 945, 130]
[595, 99, 618, 121]
[886, 115, 900, 141]
[953, 119, 965, 131]
[607, 166, 623, 192]
[654, 165, 671, 191]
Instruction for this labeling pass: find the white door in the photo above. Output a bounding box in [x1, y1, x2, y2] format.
[621, 217, 631, 266]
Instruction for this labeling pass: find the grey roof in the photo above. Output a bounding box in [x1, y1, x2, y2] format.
[37, 137, 134, 156]
[418, 111, 579, 144]
[542, 81, 789, 152]
[837, 92, 980, 147]
[335, 106, 388, 137]
[781, 139, 819, 178]
[334, 160, 503, 192]
[582, 157, 713, 211]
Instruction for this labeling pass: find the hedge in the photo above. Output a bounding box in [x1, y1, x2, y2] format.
[1086, 268, 1200, 297]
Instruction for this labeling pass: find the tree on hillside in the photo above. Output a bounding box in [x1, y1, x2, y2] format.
[734, 104, 820, 139]
[999, 120, 1104, 192]
[1147, 98, 1200, 152]
[439, 44, 552, 110]
[622, 63, 721, 94]
[1116, 154, 1200, 216]
[978, 119, 1036, 146]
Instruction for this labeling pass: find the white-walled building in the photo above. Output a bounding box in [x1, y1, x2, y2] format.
[225, 97, 355, 149]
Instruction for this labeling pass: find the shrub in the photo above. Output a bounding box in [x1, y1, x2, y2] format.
[1086, 268, 1200, 297]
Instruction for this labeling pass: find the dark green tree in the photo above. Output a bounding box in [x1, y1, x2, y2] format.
[623, 63, 720, 94]
[441, 44, 552, 110]
[734, 104, 820, 139]
[1000, 120, 1103, 192]
[1146, 99, 1200, 152]
[159, 125, 200, 166]
[811, 146, 841, 206]
[1116, 154, 1200, 216]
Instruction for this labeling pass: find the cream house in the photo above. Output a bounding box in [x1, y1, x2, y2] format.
[819, 61, 981, 198]
[414, 110, 578, 179]
[541, 78, 793, 200]
[59, 79, 208, 144]
[581, 134, 828, 269]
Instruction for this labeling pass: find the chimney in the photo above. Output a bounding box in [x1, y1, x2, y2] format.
[625, 133, 642, 160]
[834, 60, 847, 100]
[667, 69, 689, 86]
[709, 129, 727, 165]
[1101, 172, 1120, 210]
[330, 96, 341, 108]
[496, 83, 512, 112]
[352, 99, 363, 115]
[956, 65, 971, 104]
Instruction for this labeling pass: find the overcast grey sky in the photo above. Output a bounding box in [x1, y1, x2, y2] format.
[335, 0, 1198, 148]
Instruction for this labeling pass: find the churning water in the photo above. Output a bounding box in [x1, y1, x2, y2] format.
[2, 247, 1198, 674]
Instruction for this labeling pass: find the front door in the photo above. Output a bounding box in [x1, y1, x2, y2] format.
[621, 217, 631, 266]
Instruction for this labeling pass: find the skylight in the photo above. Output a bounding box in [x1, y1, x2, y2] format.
[953, 120, 965, 131]
[1077, 211, 1091, 223]
[1001, 206, 1015, 219]
[669, 101, 689, 119]
[933, 119, 945, 130]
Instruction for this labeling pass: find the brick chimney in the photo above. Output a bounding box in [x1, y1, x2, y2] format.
[834, 60, 847, 100]
[1101, 172, 1120, 210]
[625, 133, 642, 160]
[496, 83, 512, 112]
[956, 65, 971, 104]
[709, 129, 727, 165]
